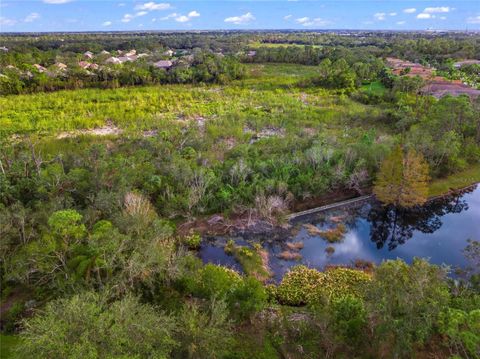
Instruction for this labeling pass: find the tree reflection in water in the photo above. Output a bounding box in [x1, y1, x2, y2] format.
[367, 185, 476, 251]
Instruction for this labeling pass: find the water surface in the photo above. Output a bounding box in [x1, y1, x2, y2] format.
[200, 185, 480, 281]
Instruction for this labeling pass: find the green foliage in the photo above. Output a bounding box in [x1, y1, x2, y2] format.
[0, 335, 21, 359]
[374, 145, 430, 207]
[439, 308, 480, 358]
[365, 258, 450, 357]
[229, 277, 267, 321]
[17, 292, 177, 359]
[275, 265, 371, 306]
[189, 263, 242, 299]
[331, 295, 368, 348]
[176, 299, 234, 359]
[224, 243, 271, 282]
[181, 233, 202, 250]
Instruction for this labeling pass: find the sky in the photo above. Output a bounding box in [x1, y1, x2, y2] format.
[1, 0, 479, 32]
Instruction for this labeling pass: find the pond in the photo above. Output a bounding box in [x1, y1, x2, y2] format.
[200, 185, 480, 281]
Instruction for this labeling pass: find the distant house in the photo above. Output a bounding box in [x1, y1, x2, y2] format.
[118, 55, 137, 63]
[137, 53, 149, 59]
[84, 51, 94, 59]
[54, 62, 68, 70]
[33, 64, 47, 73]
[125, 49, 136, 57]
[89, 63, 99, 70]
[105, 57, 122, 65]
[0, 46, 8, 52]
[153, 60, 173, 69]
[247, 50, 256, 57]
[163, 50, 174, 57]
[100, 50, 110, 55]
[78, 61, 91, 69]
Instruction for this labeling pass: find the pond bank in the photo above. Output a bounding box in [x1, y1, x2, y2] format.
[200, 184, 479, 281]
[181, 165, 479, 237]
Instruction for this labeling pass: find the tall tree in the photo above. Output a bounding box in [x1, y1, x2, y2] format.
[374, 146, 430, 207]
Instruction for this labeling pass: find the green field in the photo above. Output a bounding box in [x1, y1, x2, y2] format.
[361, 81, 387, 96]
[0, 335, 20, 359]
[0, 64, 381, 137]
[429, 164, 480, 197]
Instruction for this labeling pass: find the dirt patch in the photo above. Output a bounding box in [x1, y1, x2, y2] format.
[422, 80, 480, 99]
[57, 122, 122, 139]
[248, 127, 286, 144]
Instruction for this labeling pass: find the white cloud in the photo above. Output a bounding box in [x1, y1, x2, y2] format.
[135, 2, 171, 11]
[121, 13, 134, 23]
[158, 11, 199, 23]
[467, 15, 480, 24]
[118, 3, 126, 7]
[403, 8, 416, 14]
[389, 12, 397, 16]
[43, 0, 71, 4]
[121, 9, 152, 23]
[284, 14, 292, 20]
[24, 12, 40, 23]
[224, 12, 255, 25]
[160, 12, 177, 20]
[439, 16, 447, 20]
[396, 21, 406, 25]
[0, 16, 17, 26]
[102, 21, 112, 26]
[175, 15, 189, 23]
[424, 7, 451, 13]
[374, 12, 386, 21]
[417, 13, 433, 19]
[296, 16, 331, 27]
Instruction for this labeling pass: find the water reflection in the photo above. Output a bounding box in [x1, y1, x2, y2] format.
[199, 184, 479, 280]
[368, 187, 472, 251]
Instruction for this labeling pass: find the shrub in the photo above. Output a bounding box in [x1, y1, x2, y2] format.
[176, 299, 234, 359]
[439, 308, 480, 358]
[229, 277, 268, 321]
[276, 266, 325, 305]
[276, 266, 371, 306]
[317, 267, 371, 301]
[17, 292, 177, 359]
[182, 233, 201, 250]
[191, 264, 242, 299]
[331, 295, 367, 348]
[365, 258, 450, 358]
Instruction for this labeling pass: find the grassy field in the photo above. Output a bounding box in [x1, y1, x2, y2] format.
[0, 64, 383, 139]
[429, 164, 480, 197]
[0, 335, 20, 359]
[361, 81, 387, 96]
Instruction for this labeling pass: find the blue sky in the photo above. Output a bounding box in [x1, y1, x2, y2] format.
[1, 1, 479, 32]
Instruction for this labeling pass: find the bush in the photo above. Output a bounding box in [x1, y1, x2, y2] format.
[276, 266, 325, 305]
[229, 277, 268, 320]
[331, 295, 367, 348]
[191, 264, 242, 299]
[275, 266, 371, 306]
[182, 233, 201, 250]
[17, 292, 177, 359]
[365, 258, 450, 358]
[439, 308, 480, 358]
